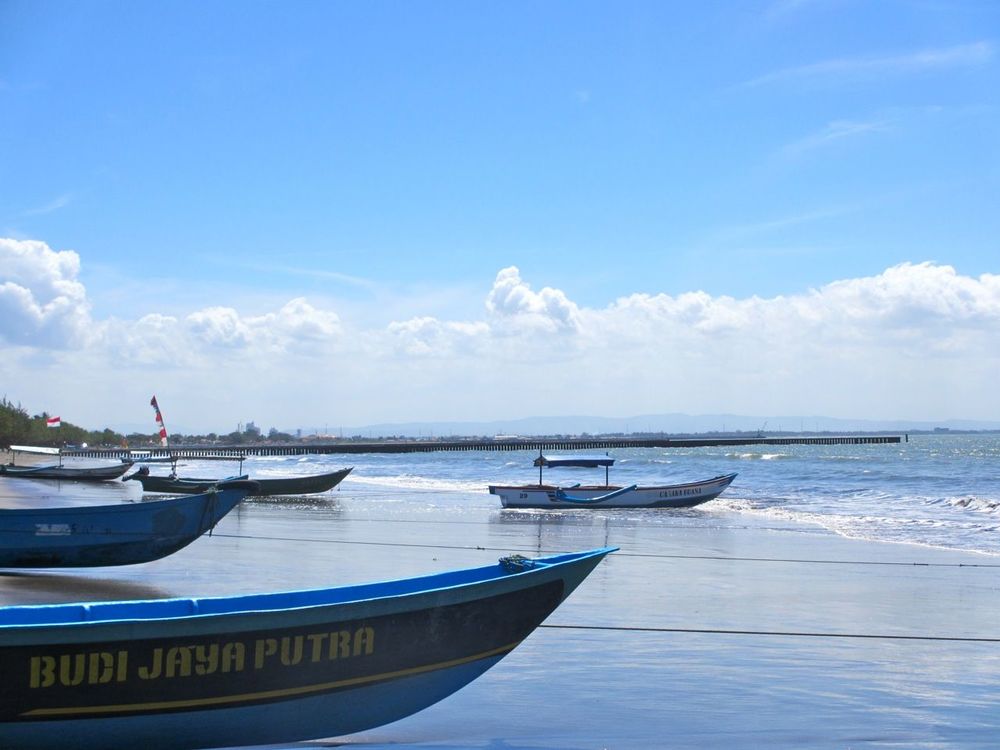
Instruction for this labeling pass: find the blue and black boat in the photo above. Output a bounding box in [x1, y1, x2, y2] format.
[0, 547, 614, 749]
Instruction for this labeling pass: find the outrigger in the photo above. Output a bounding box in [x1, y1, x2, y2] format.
[488, 452, 737, 509]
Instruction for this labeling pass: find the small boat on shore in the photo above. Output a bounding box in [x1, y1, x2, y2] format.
[126, 466, 353, 496]
[0, 480, 257, 568]
[0, 546, 613, 749]
[489, 454, 737, 509]
[0, 463, 133, 482]
[1, 445, 132, 482]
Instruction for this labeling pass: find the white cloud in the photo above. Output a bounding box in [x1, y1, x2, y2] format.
[262, 298, 341, 341]
[386, 316, 488, 357]
[24, 193, 74, 217]
[0, 238, 93, 348]
[485, 266, 581, 334]
[186, 307, 252, 349]
[780, 118, 892, 158]
[744, 41, 994, 88]
[182, 298, 342, 355]
[3, 237, 1000, 428]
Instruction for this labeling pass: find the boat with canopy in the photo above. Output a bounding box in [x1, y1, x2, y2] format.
[489, 453, 737, 508]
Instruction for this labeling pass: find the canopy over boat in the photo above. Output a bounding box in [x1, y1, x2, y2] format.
[531, 452, 614, 485]
[533, 455, 615, 468]
[7, 445, 61, 456]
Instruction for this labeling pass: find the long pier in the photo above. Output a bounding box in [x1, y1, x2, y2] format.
[69, 435, 902, 460]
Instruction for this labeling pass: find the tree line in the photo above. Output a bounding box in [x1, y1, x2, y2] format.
[1, 398, 298, 450]
[0, 397, 123, 449]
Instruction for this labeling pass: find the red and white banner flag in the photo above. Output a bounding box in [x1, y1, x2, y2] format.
[150, 396, 168, 446]
[46, 416, 61, 428]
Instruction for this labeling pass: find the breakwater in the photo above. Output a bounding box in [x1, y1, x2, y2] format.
[70, 435, 902, 460]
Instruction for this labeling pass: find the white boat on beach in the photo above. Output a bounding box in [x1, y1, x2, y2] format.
[489, 454, 737, 509]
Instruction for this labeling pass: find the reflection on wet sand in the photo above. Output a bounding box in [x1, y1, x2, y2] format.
[0, 572, 170, 604]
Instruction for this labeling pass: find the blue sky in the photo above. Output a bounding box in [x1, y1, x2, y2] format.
[2, 1, 999, 433]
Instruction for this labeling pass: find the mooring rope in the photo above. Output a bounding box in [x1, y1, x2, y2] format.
[209, 532, 1000, 568]
[538, 623, 1000, 643]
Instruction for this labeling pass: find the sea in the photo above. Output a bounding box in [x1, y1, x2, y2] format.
[306, 432, 1000, 556]
[5, 432, 1000, 748]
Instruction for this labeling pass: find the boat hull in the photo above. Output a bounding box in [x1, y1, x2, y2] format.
[0, 548, 613, 749]
[489, 473, 738, 508]
[128, 474, 248, 494]
[130, 467, 352, 496]
[0, 463, 133, 482]
[250, 466, 352, 495]
[0, 485, 252, 567]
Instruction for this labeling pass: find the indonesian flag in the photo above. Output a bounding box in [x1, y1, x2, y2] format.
[46, 416, 61, 428]
[150, 396, 168, 447]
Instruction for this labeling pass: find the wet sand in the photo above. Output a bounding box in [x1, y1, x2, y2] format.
[3, 475, 1000, 748]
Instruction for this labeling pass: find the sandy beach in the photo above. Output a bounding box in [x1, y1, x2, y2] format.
[2, 470, 999, 749]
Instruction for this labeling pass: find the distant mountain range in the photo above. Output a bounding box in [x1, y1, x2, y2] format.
[289, 413, 1000, 439]
[107, 412, 1000, 438]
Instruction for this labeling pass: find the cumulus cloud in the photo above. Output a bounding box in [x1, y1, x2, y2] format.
[255, 298, 342, 344]
[594, 262, 1000, 354]
[0, 238, 93, 347]
[386, 316, 488, 357]
[184, 298, 342, 355]
[373, 262, 1000, 372]
[0, 238, 346, 365]
[186, 307, 252, 349]
[486, 266, 581, 334]
[4, 236, 1000, 425]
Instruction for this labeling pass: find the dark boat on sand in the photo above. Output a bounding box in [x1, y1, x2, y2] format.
[0, 463, 133, 482]
[2, 445, 133, 483]
[127, 466, 352, 496]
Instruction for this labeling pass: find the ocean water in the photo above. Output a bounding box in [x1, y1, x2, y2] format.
[6, 433, 1000, 748]
[234, 433, 1000, 556]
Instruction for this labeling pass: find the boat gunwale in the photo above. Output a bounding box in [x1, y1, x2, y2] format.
[0, 548, 614, 633]
[0, 490, 236, 519]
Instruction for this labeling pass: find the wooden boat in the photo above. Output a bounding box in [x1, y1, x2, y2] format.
[0, 463, 133, 482]
[0, 546, 614, 749]
[125, 469, 249, 494]
[2, 445, 133, 482]
[0, 480, 257, 568]
[127, 466, 352, 496]
[489, 454, 737, 509]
